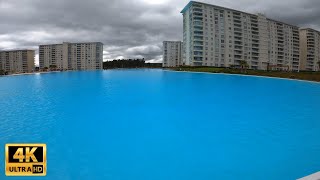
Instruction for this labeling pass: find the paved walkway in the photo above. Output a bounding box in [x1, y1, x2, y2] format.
[298, 171, 320, 180]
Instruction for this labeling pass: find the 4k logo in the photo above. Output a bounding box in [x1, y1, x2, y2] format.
[5, 144, 46, 176]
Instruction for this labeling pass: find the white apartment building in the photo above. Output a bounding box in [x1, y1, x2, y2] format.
[0, 50, 35, 74]
[181, 1, 300, 71]
[300, 28, 320, 71]
[39, 42, 103, 70]
[163, 41, 182, 67]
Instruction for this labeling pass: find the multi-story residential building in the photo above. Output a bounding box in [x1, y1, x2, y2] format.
[181, 1, 300, 71]
[300, 28, 320, 71]
[162, 41, 182, 67]
[0, 50, 35, 74]
[267, 20, 300, 71]
[39, 42, 103, 70]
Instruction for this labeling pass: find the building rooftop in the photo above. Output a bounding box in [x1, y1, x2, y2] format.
[39, 42, 103, 46]
[0, 49, 35, 52]
[266, 18, 299, 28]
[300, 27, 320, 34]
[180, 1, 256, 16]
[181, 1, 299, 28]
[163, 41, 182, 43]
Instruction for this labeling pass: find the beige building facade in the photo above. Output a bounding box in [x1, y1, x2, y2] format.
[39, 42, 103, 70]
[299, 28, 320, 71]
[0, 50, 35, 74]
[181, 1, 300, 71]
[163, 41, 182, 67]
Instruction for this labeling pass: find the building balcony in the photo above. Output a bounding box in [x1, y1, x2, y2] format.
[252, 31, 259, 35]
[233, 13, 241, 18]
[193, 12, 203, 17]
[193, 31, 203, 36]
[292, 29, 299, 33]
[234, 32, 242, 36]
[193, 57, 203, 61]
[251, 19, 258, 24]
[234, 28, 242, 32]
[252, 35, 259, 39]
[233, 11, 241, 16]
[234, 55, 243, 60]
[234, 45, 243, 50]
[193, 46, 203, 51]
[234, 41, 243, 45]
[193, 17, 203, 21]
[193, 54, 203, 57]
[252, 57, 259, 61]
[292, 32, 300, 37]
[252, 53, 259, 57]
[234, 23, 242, 28]
[194, 36, 203, 40]
[252, 27, 259, 31]
[194, 26, 203, 31]
[252, 48, 259, 52]
[194, 51, 203, 56]
[193, 41, 204, 46]
[234, 19, 242, 24]
[251, 23, 258, 28]
[292, 62, 299, 66]
[193, 22, 203, 27]
[193, 8, 203, 12]
[252, 40, 259, 44]
[234, 50, 242, 54]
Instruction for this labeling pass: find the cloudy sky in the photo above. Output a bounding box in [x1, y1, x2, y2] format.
[0, 0, 319, 65]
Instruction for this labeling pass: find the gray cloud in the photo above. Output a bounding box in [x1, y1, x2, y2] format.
[1, 0, 320, 64]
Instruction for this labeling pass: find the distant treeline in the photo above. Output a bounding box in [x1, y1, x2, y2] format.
[103, 59, 162, 69]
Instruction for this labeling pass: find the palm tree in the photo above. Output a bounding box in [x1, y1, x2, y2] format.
[239, 60, 249, 73]
[49, 65, 57, 71]
[317, 61, 320, 71]
[0, 69, 5, 75]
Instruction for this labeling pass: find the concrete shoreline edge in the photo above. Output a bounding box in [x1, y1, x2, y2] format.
[165, 69, 320, 84]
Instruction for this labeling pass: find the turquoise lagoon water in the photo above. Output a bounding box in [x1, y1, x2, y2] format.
[0, 69, 320, 180]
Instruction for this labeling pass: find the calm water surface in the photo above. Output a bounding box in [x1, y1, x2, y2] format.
[0, 69, 320, 180]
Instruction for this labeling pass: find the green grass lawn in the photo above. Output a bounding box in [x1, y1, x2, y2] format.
[170, 67, 320, 82]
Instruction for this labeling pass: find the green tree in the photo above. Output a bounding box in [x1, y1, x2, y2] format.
[0, 69, 5, 75]
[266, 62, 270, 71]
[49, 65, 57, 70]
[103, 58, 147, 69]
[239, 60, 249, 73]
